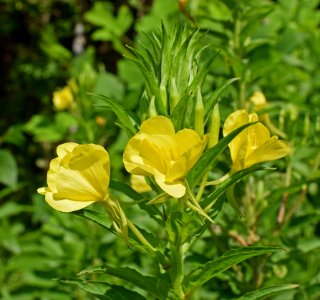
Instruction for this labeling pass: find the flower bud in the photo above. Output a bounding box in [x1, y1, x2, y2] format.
[195, 87, 204, 137]
[52, 86, 74, 111]
[207, 104, 220, 148]
[170, 77, 180, 111]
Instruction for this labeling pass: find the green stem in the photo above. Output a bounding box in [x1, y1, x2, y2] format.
[127, 220, 156, 253]
[170, 199, 185, 299]
[196, 172, 208, 202]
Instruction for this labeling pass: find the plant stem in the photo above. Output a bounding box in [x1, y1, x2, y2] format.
[170, 199, 185, 299]
[127, 220, 156, 253]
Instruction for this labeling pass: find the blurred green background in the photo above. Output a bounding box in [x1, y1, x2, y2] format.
[1, 0, 320, 299]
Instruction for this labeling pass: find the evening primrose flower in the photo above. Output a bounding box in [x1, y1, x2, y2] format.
[53, 86, 74, 110]
[37, 143, 110, 212]
[250, 91, 267, 111]
[223, 110, 290, 171]
[123, 116, 206, 198]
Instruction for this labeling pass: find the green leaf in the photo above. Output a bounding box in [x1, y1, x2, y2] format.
[203, 165, 273, 213]
[184, 246, 283, 292]
[109, 180, 144, 201]
[78, 265, 170, 299]
[187, 122, 256, 188]
[204, 78, 239, 124]
[237, 284, 299, 300]
[91, 93, 138, 136]
[73, 208, 161, 253]
[116, 6, 133, 36]
[0, 149, 18, 187]
[73, 209, 113, 232]
[62, 278, 146, 300]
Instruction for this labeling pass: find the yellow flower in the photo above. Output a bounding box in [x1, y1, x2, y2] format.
[250, 91, 267, 111]
[37, 143, 110, 212]
[223, 110, 290, 171]
[53, 86, 74, 110]
[130, 175, 152, 193]
[123, 116, 206, 198]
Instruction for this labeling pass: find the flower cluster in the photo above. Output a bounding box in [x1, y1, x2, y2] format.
[38, 112, 290, 236]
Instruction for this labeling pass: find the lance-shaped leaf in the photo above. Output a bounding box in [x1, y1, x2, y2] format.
[183, 246, 283, 293]
[77, 265, 170, 300]
[187, 121, 256, 189]
[91, 93, 138, 136]
[237, 284, 299, 300]
[203, 165, 272, 213]
[62, 278, 146, 300]
[109, 180, 144, 201]
[204, 77, 239, 124]
[72, 209, 160, 254]
[109, 180, 163, 225]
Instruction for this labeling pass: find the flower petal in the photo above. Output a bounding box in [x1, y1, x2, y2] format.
[246, 136, 290, 168]
[140, 116, 175, 135]
[123, 135, 160, 176]
[154, 172, 186, 198]
[48, 144, 109, 202]
[56, 142, 78, 158]
[44, 191, 95, 212]
[166, 138, 206, 183]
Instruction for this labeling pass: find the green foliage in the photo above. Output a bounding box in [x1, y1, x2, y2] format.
[0, 150, 18, 187]
[1, 0, 320, 299]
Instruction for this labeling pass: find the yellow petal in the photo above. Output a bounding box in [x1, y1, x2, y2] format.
[223, 110, 250, 136]
[45, 143, 109, 203]
[53, 86, 74, 110]
[37, 187, 49, 195]
[250, 91, 267, 111]
[56, 142, 78, 158]
[174, 129, 203, 157]
[140, 116, 175, 135]
[166, 137, 206, 182]
[246, 136, 290, 168]
[224, 110, 260, 167]
[139, 137, 172, 173]
[246, 123, 270, 150]
[44, 191, 95, 212]
[130, 175, 151, 193]
[123, 135, 162, 176]
[154, 171, 186, 198]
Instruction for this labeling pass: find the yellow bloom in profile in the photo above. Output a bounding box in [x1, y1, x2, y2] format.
[223, 110, 290, 171]
[130, 175, 152, 193]
[123, 116, 206, 198]
[53, 86, 74, 110]
[37, 143, 110, 212]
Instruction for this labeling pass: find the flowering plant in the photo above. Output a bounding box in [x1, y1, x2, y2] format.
[38, 25, 295, 300]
